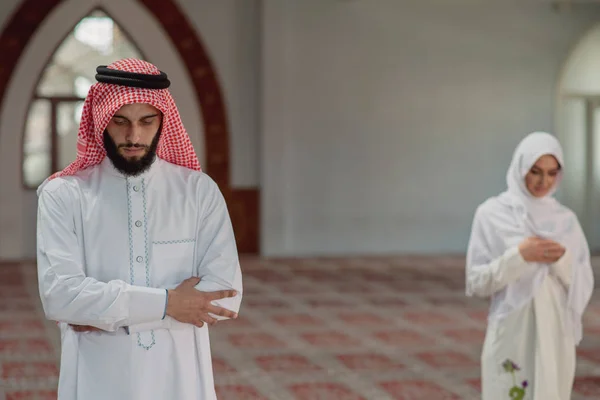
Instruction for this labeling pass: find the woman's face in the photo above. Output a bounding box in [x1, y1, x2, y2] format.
[525, 154, 561, 198]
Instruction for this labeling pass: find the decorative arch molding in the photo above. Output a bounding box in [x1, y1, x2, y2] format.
[555, 23, 600, 252]
[0, 0, 259, 254]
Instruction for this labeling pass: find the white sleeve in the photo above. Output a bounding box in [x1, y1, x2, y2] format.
[126, 315, 189, 334]
[36, 183, 167, 332]
[566, 217, 594, 344]
[549, 249, 572, 288]
[126, 285, 187, 333]
[193, 178, 243, 320]
[466, 207, 537, 298]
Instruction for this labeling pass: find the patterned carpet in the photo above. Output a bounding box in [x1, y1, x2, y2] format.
[2, 256, 600, 399]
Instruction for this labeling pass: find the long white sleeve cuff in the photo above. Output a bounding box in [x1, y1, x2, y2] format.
[466, 246, 534, 298]
[128, 286, 169, 326]
[126, 316, 190, 334]
[550, 249, 572, 288]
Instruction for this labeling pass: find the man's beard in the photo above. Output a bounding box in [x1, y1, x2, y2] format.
[103, 130, 161, 177]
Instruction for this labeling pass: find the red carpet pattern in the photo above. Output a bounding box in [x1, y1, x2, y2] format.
[1, 256, 600, 399]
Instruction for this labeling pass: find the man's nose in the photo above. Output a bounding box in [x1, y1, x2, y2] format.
[125, 126, 142, 144]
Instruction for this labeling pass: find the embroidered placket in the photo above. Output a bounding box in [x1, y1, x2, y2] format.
[126, 178, 156, 350]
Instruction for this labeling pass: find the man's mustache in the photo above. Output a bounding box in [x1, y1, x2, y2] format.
[118, 143, 149, 149]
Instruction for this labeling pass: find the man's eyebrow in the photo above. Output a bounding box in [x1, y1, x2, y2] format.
[112, 113, 160, 120]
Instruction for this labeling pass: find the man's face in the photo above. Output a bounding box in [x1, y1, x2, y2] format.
[103, 103, 162, 176]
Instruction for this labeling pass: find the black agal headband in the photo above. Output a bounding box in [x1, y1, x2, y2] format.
[95, 66, 171, 89]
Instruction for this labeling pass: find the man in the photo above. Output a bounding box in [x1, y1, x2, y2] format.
[36, 58, 243, 399]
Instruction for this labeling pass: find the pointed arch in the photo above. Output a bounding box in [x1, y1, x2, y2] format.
[556, 23, 600, 251]
[22, 8, 146, 188]
[0, 0, 259, 254]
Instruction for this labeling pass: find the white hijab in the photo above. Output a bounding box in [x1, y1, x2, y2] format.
[468, 132, 593, 344]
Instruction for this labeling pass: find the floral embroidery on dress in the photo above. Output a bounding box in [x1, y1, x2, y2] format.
[502, 359, 528, 400]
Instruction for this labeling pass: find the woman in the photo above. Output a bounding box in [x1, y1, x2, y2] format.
[466, 132, 594, 399]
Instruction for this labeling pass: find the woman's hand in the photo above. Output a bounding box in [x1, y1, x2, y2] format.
[518, 237, 565, 263]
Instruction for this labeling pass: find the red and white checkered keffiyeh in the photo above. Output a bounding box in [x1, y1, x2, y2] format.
[48, 58, 201, 180]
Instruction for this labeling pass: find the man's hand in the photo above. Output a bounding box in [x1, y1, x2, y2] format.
[69, 324, 104, 333]
[166, 277, 238, 328]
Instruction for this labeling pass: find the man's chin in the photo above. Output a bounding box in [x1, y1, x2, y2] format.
[120, 150, 147, 161]
[123, 155, 144, 162]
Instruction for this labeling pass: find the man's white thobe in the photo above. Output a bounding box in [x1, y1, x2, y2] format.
[36, 157, 243, 400]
